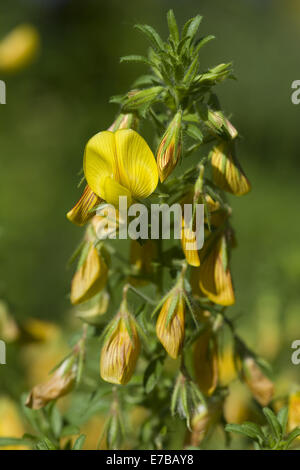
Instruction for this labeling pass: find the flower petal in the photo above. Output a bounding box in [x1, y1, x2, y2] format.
[67, 185, 100, 226]
[101, 176, 132, 207]
[115, 129, 158, 199]
[83, 131, 117, 198]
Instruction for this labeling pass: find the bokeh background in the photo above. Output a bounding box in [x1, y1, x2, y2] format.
[0, 0, 300, 448]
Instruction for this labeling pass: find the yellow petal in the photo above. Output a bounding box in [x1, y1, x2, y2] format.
[100, 314, 140, 385]
[101, 176, 132, 207]
[67, 185, 100, 226]
[70, 245, 108, 305]
[84, 131, 118, 198]
[199, 236, 235, 306]
[181, 225, 200, 267]
[193, 328, 219, 396]
[156, 293, 185, 359]
[115, 129, 158, 199]
[211, 142, 251, 196]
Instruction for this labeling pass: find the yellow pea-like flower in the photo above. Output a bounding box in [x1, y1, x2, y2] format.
[156, 292, 185, 359]
[100, 312, 140, 385]
[70, 244, 108, 305]
[193, 234, 235, 306]
[129, 239, 156, 286]
[242, 356, 274, 407]
[288, 391, 300, 433]
[193, 328, 219, 396]
[0, 24, 40, 73]
[84, 129, 158, 208]
[211, 142, 251, 196]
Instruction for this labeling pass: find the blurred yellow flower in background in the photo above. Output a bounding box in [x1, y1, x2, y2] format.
[0, 397, 27, 450]
[0, 24, 40, 73]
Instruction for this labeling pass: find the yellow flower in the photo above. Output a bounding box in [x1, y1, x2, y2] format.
[288, 391, 300, 432]
[84, 129, 158, 207]
[0, 24, 40, 73]
[242, 356, 274, 406]
[156, 291, 185, 359]
[157, 111, 182, 182]
[0, 300, 19, 342]
[25, 356, 77, 410]
[0, 397, 27, 449]
[211, 141, 251, 196]
[192, 234, 235, 306]
[100, 311, 140, 385]
[67, 185, 100, 226]
[193, 327, 219, 396]
[70, 244, 108, 305]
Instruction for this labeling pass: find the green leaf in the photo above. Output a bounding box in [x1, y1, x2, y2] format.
[61, 425, 80, 438]
[120, 55, 152, 66]
[50, 406, 62, 439]
[167, 10, 179, 43]
[143, 356, 164, 394]
[284, 427, 300, 449]
[134, 24, 165, 52]
[185, 124, 203, 143]
[193, 35, 215, 56]
[263, 407, 282, 440]
[277, 407, 289, 435]
[0, 437, 32, 447]
[182, 15, 203, 41]
[225, 423, 261, 441]
[72, 434, 86, 450]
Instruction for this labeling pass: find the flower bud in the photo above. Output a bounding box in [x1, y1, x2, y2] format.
[0, 24, 40, 73]
[25, 356, 77, 410]
[100, 310, 140, 385]
[157, 111, 182, 182]
[194, 234, 235, 306]
[211, 142, 251, 196]
[188, 396, 223, 446]
[242, 356, 274, 406]
[108, 113, 139, 132]
[156, 290, 185, 359]
[70, 244, 108, 305]
[124, 86, 164, 110]
[288, 391, 300, 432]
[193, 328, 219, 396]
[76, 290, 110, 325]
[67, 185, 100, 226]
[129, 239, 156, 286]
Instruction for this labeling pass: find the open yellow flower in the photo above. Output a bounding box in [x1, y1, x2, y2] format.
[84, 129, 158, 207]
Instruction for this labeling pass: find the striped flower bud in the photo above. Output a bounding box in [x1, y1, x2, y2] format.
[193, 327, 219, 396]
[211, 142, 251, 196]
[70, 244, 108, 305]
[67, 185, 100, 226]
[157, 111, 182, 182]
[0, 24, 40, 73]
[108, 113, 139, 132]
[242, 356, 274, 406]
[193, 233, 235, 306]
[100, 310, 140, 385]
[25, 355, 78, 410]
[156, 290, 185, 359]
[188, 396, 223, 446]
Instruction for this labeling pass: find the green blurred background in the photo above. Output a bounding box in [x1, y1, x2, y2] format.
[0, 0, 299, 401]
